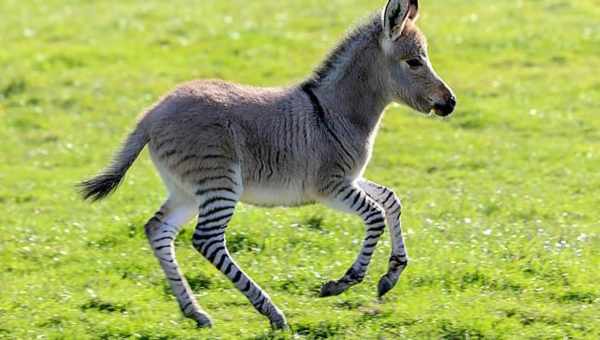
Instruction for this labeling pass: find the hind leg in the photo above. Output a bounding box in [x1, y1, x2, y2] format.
[190, 168, 287, 329]
[145, 193, 212, 327]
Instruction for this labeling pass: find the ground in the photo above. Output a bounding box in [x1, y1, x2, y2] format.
[1, 0, 599, 339]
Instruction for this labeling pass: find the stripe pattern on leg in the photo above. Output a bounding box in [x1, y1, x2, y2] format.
[319, 182, 386, 297]
[191, 185, 287, 329]
[358, 179, 408, 297]
[145, 210, 212, 326]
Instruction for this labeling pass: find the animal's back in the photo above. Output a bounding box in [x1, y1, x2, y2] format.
[145, 79, 287, 127]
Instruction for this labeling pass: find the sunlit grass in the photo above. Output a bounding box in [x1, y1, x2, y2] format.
[1, 0, 599, 338]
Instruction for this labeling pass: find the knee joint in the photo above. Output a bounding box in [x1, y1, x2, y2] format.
[191, 235, 223, 257]
[144, 216, 163, 238]
[344, 267, 365, 284]
[365, 206, 386, 226]
[384, 190, 402, 215]
[390, 254, 408, 268]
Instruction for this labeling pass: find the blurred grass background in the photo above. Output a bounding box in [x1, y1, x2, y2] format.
[1, 0, 599, 338]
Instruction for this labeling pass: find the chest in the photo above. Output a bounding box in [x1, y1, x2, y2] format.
[324, 125, 377, 180]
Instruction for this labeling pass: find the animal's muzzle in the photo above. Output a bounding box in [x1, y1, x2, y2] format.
[433, 95, 456, 116]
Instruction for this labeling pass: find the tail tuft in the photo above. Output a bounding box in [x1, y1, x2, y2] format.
[77, 126, 149, 202]
[77, 173, 125, 202]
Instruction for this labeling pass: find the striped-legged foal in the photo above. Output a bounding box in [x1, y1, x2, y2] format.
[79, 0, 456, 330]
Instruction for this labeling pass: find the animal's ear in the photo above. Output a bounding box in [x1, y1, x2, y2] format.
[382, 0, 419, 41]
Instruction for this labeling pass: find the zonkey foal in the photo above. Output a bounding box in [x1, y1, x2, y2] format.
[80, 0, 456, 329]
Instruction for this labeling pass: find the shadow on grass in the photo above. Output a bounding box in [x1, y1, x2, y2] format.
[332, 300, 363, 310]
[304, 216, 324, 231]
[500, 308, 563, 327]
[81, 298, 127, 313]
[557, 291, 597, 304]
[228, 231, 262, 253]
[249, 321, 342, 340]
[438, 319, 485, 340]
[294, 321, 342, 339]
[162, 273, 213, 296]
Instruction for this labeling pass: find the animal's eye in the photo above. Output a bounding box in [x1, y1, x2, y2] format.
[406, 58, 423, 68]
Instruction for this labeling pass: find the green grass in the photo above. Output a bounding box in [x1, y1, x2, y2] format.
[1, 0, 599, 338]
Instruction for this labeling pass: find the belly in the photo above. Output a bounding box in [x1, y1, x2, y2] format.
[240, 184, 313, 207]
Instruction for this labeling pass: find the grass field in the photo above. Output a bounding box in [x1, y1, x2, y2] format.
[1, 0, 600, 338]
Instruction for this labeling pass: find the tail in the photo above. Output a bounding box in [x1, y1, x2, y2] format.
[78, 124, 150, 202]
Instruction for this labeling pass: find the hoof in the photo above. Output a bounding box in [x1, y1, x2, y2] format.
[270, 315, 289, 330]
[377, 274, 398, 298]
[190, 312, 213, 328]
[319, 280, 347, 297]
[267, 305, 288, 330]
[196, 320, 212, 328]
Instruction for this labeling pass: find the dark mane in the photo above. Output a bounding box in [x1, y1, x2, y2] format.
[303, 13, 382, 88]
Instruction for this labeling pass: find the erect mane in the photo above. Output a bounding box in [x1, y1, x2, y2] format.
[303, 13, 383, 87]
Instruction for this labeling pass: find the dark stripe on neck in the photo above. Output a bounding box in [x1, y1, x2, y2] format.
[301, 82, 356, 171]
[301, 82, 325, 121]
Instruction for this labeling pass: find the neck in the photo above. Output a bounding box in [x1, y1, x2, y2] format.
[301, 15, 392, 134]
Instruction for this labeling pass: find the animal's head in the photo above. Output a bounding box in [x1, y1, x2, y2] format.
[380, 0, 456, 116]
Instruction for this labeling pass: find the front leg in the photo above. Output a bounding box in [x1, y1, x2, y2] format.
[317, 179, 386, 297]
[358, 179, 408, 297]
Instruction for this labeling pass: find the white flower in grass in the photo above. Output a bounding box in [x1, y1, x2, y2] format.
[576, 233, 588, 242]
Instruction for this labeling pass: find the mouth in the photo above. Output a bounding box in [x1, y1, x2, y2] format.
[432, 107, 452, 117]
[405, 98, 456, 117]
[432, 102, 455, 117]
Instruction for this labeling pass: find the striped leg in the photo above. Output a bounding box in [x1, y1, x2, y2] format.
[318, 181, 386, 297]
[145, 198, 212, 327]
[358, 179, 408, 297]
[191, 187, 288, 330]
